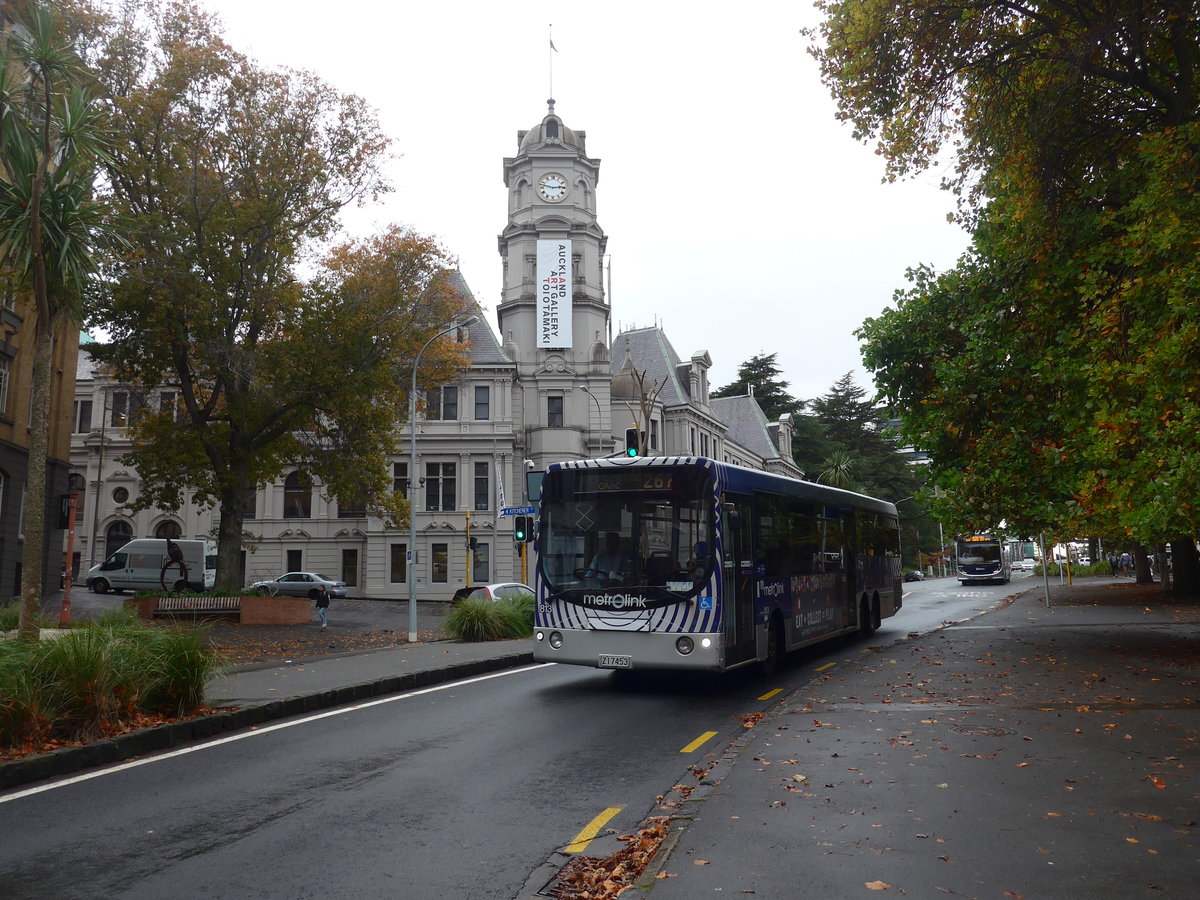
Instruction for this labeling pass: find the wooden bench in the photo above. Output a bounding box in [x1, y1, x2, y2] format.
[129, 594, 311, 625]
[151, 596, 243, 618]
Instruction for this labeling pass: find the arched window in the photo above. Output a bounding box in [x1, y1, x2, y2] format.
[284, 471, 313, 518]
[155, 520, 182, 539]
[106, 521, 133, 556]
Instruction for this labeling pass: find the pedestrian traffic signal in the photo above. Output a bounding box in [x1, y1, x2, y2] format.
[624, 426, 640, 457]
[513, 515, 531, 542]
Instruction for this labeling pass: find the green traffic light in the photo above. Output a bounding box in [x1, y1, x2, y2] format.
[624, 426, 639, 457]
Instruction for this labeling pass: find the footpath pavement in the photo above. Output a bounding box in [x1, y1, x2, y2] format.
[4, 577, 1199, 898]
[641, 577, 1200, 898]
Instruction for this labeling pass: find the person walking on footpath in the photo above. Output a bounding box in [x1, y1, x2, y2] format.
[315, 585, 331, 628]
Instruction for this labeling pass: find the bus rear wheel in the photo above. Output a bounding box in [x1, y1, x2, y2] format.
[759, 616, 784, 676]
[859, 596, 876, 638]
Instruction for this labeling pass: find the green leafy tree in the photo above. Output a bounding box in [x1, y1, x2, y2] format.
[0, 3, 116, 639]
[87, 2, 472, 591]
[814, 1, 1200, 588]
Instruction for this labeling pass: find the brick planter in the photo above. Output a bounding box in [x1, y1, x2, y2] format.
[239, 595, 310, 625]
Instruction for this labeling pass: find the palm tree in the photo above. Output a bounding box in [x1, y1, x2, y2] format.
[816, 450, 858, 490]
[0, 4, 117, 639]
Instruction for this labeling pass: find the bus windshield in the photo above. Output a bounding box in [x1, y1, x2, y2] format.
[957, 541, 1002, 564]
[539, 465, 713, 596]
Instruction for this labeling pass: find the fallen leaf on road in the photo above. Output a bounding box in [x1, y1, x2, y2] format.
[792, 774, 807, 782]
[694, 859, 710, 865]
[865, 880, 890, 890]
[1148, 776, 1167, 789]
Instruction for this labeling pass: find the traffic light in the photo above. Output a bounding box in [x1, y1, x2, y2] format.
[513, 515, 531, 543]
[624, 425, 640, 457]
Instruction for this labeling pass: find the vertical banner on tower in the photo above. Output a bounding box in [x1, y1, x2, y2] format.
[536, 239, 572, 348]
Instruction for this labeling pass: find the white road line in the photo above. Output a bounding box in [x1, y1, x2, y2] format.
[0, 664, 550, 804]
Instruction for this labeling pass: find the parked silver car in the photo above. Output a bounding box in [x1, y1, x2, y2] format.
[251, 572, 347, 599]
[451, 582, 534, 604]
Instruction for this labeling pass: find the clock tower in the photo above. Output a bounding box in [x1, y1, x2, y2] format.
[498, 100, 611, 467]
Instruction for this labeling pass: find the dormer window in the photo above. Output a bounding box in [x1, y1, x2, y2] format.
[546, 119, 559, 138]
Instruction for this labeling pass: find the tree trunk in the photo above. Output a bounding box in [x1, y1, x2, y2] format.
[214, 468, 252, 595]
[1133, 544, 1154, 584]
[1169, 536, 1200, 596]
[17, 326, 55, 641]
[1155, 544, 1172, 592]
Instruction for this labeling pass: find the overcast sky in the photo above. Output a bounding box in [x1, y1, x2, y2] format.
[197, 0, 967, 403]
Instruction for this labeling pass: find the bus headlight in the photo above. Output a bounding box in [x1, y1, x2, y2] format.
[700, 637, 712, 649]
[535, 631, 545, 642]
[549, 631, 564, 649]
[675, 636, 695, 655]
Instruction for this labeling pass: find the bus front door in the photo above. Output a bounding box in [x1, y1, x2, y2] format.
[721, 495, 757, 667]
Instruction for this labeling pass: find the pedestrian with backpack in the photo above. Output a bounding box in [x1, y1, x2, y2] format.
[315, 585, 331, 628]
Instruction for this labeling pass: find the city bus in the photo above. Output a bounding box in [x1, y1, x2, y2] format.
[955, 534, 1012, 585]
[532, 457, 902, 673]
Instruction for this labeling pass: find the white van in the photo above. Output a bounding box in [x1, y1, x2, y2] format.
[86, 539, 218, 593]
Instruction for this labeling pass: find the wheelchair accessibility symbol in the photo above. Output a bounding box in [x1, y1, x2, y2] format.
[699, 596, 713, 610]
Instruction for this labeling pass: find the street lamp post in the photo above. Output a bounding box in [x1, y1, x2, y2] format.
[59, 472, 86, 627]
[407, 315, 478, 643]
[579, 385, 603, 454]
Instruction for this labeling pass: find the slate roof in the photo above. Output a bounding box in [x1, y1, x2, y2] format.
[448, 270, 511, 367]
[709, 393, 781, 462]
[611, 326, 791, 466]
[610, 327, 690, 406]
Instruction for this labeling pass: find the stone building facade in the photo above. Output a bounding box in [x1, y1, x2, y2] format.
[67, 102, 800, 601]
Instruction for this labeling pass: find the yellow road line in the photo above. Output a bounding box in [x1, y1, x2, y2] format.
[680, 730, 718, 754]
[758, 688, 783, 700]
[565, 806, 624, 853]
[815, 662, 837, 672]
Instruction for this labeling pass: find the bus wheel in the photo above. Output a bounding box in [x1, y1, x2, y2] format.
[859, 596, 875, 638]
[760, 616, 784, 676]
[872, 594, 882, 631]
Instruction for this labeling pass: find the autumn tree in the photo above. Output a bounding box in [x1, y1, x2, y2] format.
[87, 2, 471, 591]
[813, 1, 1200, 588]
[0, 3, 116, 638]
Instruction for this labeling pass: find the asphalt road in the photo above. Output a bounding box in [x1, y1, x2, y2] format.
[3, 577, 1036, 899]
[0, 655, 811, 898]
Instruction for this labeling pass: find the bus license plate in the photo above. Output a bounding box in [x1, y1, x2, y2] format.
[599, 654, 632, 669]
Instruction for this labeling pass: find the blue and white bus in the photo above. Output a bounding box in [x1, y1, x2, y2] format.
[532, 457, 902, 673]
[955, 534, 1012, 584]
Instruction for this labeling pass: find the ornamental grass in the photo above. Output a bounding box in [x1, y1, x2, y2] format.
[444, 595, 534, 642]
[0, 613, 229, 754]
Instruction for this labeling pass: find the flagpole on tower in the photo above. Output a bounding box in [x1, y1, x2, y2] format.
[549, 23, 557, 98]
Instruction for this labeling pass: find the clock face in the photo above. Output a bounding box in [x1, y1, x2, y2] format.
[537, 173, 569, 202]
